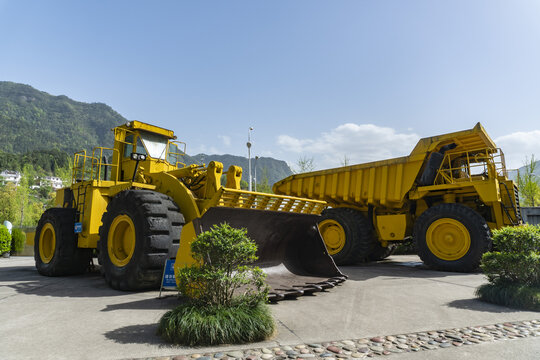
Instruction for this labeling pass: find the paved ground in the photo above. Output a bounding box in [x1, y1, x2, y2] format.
[0, 255, 538, 360]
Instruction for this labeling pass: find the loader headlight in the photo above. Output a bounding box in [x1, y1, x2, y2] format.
[131, 153, 147, 161]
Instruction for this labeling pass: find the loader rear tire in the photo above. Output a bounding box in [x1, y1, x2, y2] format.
[319, 208, 375, 265]
[414, 203, 491, 272]
[98, 190, 184, 291]
[34, 208, 92, 276]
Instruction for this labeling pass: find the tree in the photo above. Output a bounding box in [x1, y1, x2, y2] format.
[0, 183, 18, 223]
[295, 155, 315, 173]
[341, 155, 351, 167]
[256, 167, 273, 194]
[517, 155, 540, 207]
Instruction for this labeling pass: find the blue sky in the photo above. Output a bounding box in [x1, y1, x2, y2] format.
[1, 0, 539, 170]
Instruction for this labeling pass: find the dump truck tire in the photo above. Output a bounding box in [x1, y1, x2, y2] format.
[369, 243, 397, 261]
[319, 208, 375, 265]
[34, 208, 92, 276]
[98, 190, 184, 291]
[414, 203, 491, 272]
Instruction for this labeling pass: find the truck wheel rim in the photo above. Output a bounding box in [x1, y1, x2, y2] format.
[39, 223, 56, 263]
[426, 218, 470, 261]
[319, 219, 346, 255]
[108, 215, 136, 267]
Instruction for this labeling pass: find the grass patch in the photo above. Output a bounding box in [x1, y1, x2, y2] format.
[157, 300, 275, 346]
[476, 283, 540, 311]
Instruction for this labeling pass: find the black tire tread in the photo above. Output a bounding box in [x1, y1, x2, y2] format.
[414, 203, 491, 272]
[320, 207, 376, 265]
[34, 208, 92, 276]
[98, 190, 184, 291]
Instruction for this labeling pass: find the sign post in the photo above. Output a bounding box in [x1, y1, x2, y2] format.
[159, 259, 177, 298]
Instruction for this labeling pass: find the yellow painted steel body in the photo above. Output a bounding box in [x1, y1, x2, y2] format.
[426, 218, 471, 261]
[39, 223, 56, 263]
[30, 120, 331, 292]
[273, 123, 521, 261]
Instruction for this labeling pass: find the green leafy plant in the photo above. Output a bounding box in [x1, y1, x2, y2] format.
[176, 223, 269, 307]
[158, 301, 274, 346]
[158, 223, 275, 345]
[476, 225, 540, 310]
[11, 228, 25, 254]
[0, 225, 11, 254]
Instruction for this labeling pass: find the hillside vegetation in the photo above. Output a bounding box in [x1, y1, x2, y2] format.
[0, 81, 293, 184]
[0, 81, 125, 154]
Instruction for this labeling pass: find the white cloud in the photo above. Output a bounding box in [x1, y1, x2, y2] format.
[495, 130, 540, 170]
[277, 123, 420, 169]
[218, 135, 231, 146]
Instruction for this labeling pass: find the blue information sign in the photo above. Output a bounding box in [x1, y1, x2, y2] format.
[162, 259, 177, 289]
[74, 222, 82, 233]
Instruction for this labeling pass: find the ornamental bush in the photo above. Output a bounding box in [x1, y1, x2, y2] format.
[476, 224, 540, 310]
[158, 223, 275, 345]
[11, 228, 26, 254]
[480, 225, 540, 287]
[176, 223, 269, 307]
[0, 225, 11, 254]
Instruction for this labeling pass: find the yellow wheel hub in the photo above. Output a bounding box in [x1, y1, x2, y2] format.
[426, 218, 470, 261]
[39, 223, 56, 264]
[108, 215, 136, 267]
[319, 219, 346, 255]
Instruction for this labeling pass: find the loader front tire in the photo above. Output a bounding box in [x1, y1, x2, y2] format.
[414, 203, 491, 272]
[319, 208, 375, 265]
[34, 208, 92, 276]
[98, 190, 184, 291]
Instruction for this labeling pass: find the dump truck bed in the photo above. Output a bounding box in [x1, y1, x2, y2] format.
[273, 123, 497, 210]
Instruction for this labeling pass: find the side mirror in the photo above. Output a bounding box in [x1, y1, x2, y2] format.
[130, 153, 147, 161]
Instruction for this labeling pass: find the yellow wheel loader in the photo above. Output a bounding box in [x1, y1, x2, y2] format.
[30, 121, 345, 300]
[273, 123, 521, 272]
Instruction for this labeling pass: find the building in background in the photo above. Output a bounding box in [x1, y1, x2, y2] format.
[0, 170, 21, 186]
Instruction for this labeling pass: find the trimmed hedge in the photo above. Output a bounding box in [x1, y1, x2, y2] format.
[477, 224, 540, 310]
[0, 225, 11, 254]
[476, 283, 540, 311]
[11, 228, 25, 253]
[480, 225, 540, 287]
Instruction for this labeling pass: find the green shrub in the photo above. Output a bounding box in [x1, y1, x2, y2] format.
[476, 283, 540, 311]
[159, 223, 275, 345]
[477, 225, 540, 309]
[481, 251, 540, 286]
[158, 301, 275, 346]
[491, 224, 540, 253]
[0, 225, 11, 254]
[177, 223, 268, 307]
[11, 228, 25, 253]
[480, 225, 540, 287]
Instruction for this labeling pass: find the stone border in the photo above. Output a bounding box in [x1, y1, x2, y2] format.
[132, 319, 539, 360]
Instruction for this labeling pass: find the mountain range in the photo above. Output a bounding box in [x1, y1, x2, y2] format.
[0, 81, 292, 185]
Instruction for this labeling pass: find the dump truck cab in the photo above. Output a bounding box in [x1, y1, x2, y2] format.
[409, 123, 520, 229]
[274, 123, 521, 272]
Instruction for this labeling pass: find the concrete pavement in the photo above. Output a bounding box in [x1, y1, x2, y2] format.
[0, 255, 538, 360]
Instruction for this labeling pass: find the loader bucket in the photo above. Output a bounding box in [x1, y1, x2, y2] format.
[191, 207, 346, 301]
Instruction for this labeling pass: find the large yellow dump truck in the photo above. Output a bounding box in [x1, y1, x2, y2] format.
[274, 123, 521, 272]
[30, 121, 344, 301]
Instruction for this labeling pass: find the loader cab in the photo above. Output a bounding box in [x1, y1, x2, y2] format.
[111, 121, 186, 182]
